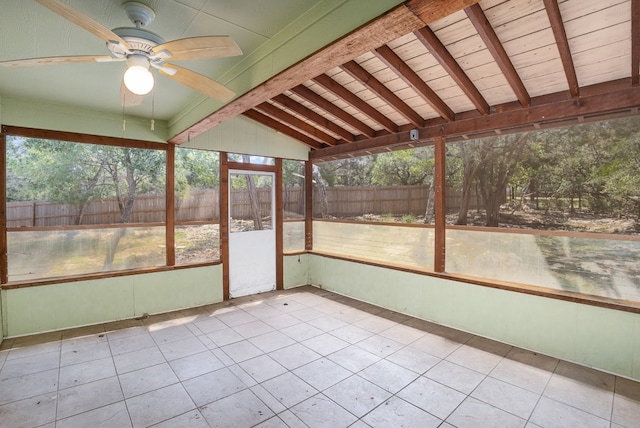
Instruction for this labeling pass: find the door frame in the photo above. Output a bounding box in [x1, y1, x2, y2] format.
[220, 153, 283, 300]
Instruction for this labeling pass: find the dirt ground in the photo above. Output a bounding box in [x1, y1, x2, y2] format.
[345, 208, 639, 235]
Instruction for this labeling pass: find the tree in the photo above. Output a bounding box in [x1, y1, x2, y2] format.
[102, 146, 165, 268]
[454, 133, 530, 226]
[371, 149, 432, 186]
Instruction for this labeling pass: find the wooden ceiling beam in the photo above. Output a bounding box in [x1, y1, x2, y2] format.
[290, 85, 377, 138]
[543, 0, 579, 97]
[311, 80, 640, 159]
[254, 102, 340, 146]
[341, 60, 425, 127]
[632, 0, 640, 86]
[271, 94, 355, 142]
[242, 109, 324, 150]
[405, 0, 481, 23]
[413, 26, 489, 115]
[466, 3, 531, 107]
[374, 44, 455, 121]
[313, 74, 399, 133]
[170, 4, 426, 144]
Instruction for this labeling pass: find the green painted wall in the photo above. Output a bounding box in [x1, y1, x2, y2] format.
[4, 265, 223, 337]
[308, 254, 640, 382]
[284, 254, 310, 289]
[183, 115, 310, 161]
[1, 96, 168, 143]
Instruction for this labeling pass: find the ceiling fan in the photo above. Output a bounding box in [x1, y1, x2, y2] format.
[0, 0, 243, 105]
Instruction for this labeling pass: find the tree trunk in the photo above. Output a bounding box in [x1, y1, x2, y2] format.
[246, 174, 263, 230]
[312, 164, 329, 218]
[424, 165, 436, 224]
[104, 151, 137, 269]
[74, 161, 105, 225]
[243, 155, 263, 230]
[455, 143, 482, 225]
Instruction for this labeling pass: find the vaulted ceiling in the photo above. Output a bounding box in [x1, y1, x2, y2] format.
[1, 0, 637, 157]
[171, 0, 640, 161]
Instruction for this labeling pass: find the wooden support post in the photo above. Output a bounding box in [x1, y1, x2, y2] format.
[275, 158, 284, 290]
[434, 136, 446, 272]
[166, 143, 175, 266]
[220, 152, 230, 300]
[305, 160, 313, 251]
[0, 132, 7, 284]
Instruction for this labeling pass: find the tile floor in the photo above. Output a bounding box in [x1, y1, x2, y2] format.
[1, 285, 639, 428]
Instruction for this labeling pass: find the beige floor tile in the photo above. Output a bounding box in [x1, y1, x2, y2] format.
[239, 354, 288, 383]
[126, 383, 196, 428]
[386, 345, 441, 374]
[543, 361, 615, 419]
[425, 360, 486, 394]
[529, 396, 609, 428]
[323, 375, 391, 418]
[221, 339, 264, 363]
[293, 357, 352, 391]
[56, 376, 123, 420]
[302, 332, 349, 356]
[489, 348, 558, 394]
[261, 372, 317, 408]
[355, 334, 404, 358]
[327, 344, 381, 373]
[249, 330, 297, 353]
[291, 394, 358, 427]
[269, 342, 321, 370]
[118, 362, 179, 398]
[56, 401, 131, 428]
[0, 392, 57, 428]
[58, 356, 116, 389]
[446, 336, 511, 374]
[200, 389, 275, 428]
[612, 377, 640, 428]
[183, 367, 248, 407]
[112, 345, 166, 374]
[362, 396, 441, 428]
[232, 320, 276, 339]
[151, 409, 210, 428]
[446, 396, 527, 428]
[471, 376, 540, 419]
[0, 349, 60, 379]
[359, 359, 420, 393]
[397, 376, 466, 420]
[158, 336, 208, 361]
[0, 368, 58, 405]
[169, 350, 225, 381]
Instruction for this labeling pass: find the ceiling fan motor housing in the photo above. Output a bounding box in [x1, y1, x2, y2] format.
[122, 2, 156, 27]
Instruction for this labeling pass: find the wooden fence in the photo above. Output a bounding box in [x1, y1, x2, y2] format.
[313, 185, 482, 217]
[6, 185, 482, 227]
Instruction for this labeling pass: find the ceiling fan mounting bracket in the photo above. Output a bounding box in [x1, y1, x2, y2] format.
[122, 2, 156, 28]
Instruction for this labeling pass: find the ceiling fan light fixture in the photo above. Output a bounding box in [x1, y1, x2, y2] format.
[124, 55, 154, 95]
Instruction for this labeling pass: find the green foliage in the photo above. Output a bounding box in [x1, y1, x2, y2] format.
[371, 148, 434, 186]
[402, 214, 416, 223]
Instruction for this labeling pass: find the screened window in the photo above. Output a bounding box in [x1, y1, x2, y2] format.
[174, 147, 220, 264]
[283, 159, 305, 252]
[6, 136, 166, 281]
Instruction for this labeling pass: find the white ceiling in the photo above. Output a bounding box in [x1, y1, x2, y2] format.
[0, 0, 324, 122]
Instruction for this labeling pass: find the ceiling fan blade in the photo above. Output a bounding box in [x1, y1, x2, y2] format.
[35, 0, 131, 50]
[151, 36, 242, 61]
[159, 63, 235, 102]
[120, 81, 144, 107]
[0, 55, 115, 67]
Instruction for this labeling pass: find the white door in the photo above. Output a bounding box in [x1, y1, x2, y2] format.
[228, 170, 276, 298]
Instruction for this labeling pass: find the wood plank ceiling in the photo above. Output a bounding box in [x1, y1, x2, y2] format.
[170, 0, 640, 161]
